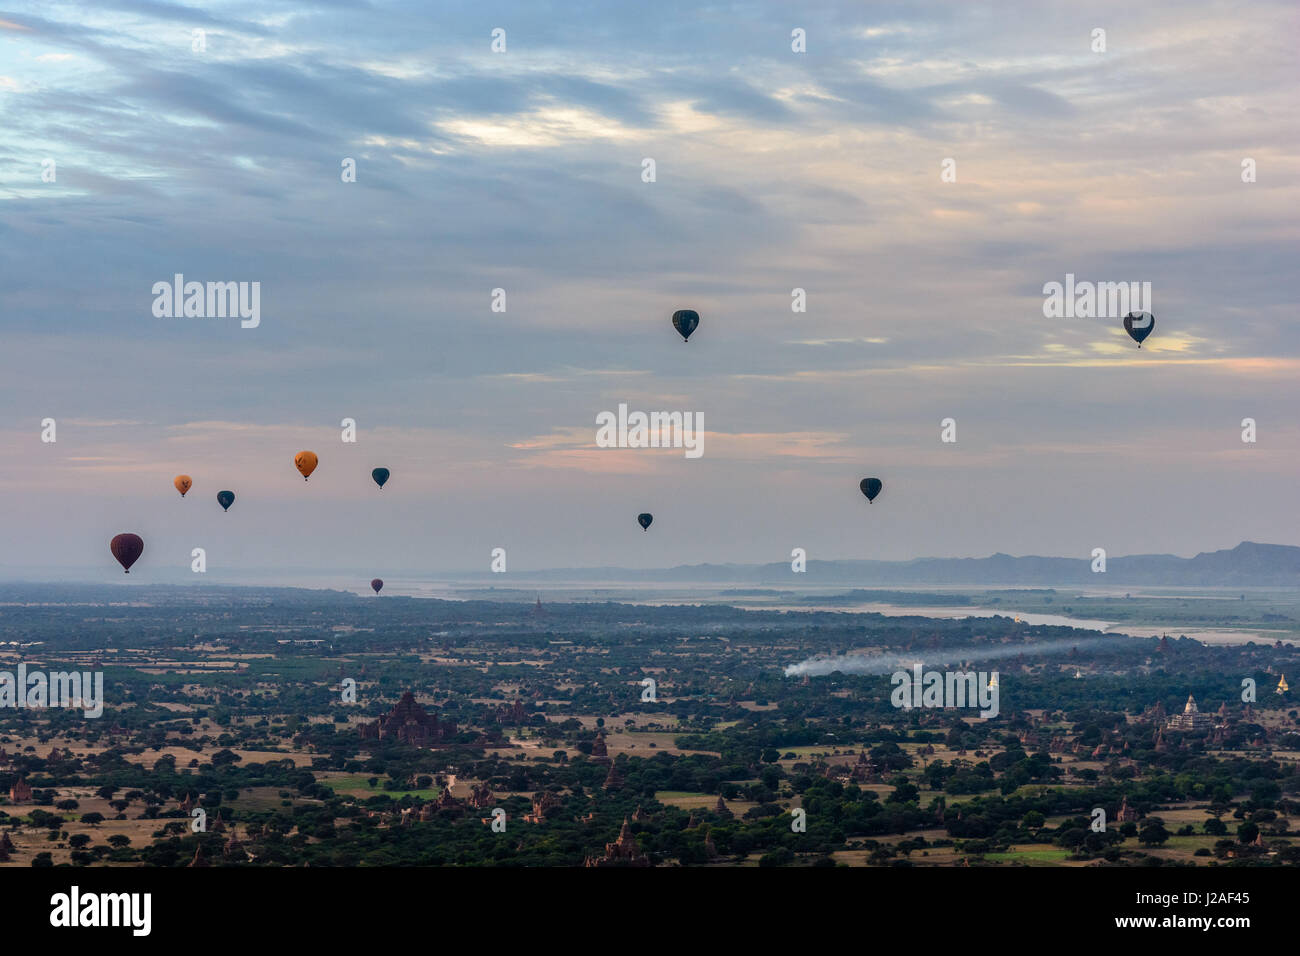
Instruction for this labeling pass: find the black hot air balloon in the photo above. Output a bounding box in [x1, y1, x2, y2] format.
[372, 468, 390, 489]
[110, 533, 144, 573]
[671, 310, 699, 342]
[637, 513, 653, 530]
[371, 578, 383, 594]
[860, 478, 883, 503]
[217, 490, 235, 512]
[1123, 311, 1154, 348]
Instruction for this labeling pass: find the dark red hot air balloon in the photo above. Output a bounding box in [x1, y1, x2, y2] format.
[371, 578, 383, 594]
[110, 533, 144, 573]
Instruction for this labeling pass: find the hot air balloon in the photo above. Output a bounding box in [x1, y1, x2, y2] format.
[371, 578, 383, 594]
[371, 468, 390, 489]
[110, 533, 144, 573]
[173, 475, 192, 497]
[1123, 311, 1154, 348]
[860, 478, 883, 503]
[295, 451, 318, 481]
[637, 513, 653, 530]
[671, 310, 699, 342]
[217, 490, 235, 512]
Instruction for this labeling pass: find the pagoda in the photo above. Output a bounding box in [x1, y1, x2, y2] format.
[1166, 694, 1214, 731]
[469, 782, 495, 809]
[1116, 796, 1141, 822]
[359, 691, 457, 747]
[583, 817, 650, 867]
[524, 791, 560, 823]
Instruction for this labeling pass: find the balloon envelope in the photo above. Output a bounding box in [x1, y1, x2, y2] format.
[1123, 311, 1154, 347]
[371, 467, 390, 489]
[860, 478, 883, 502]
[637, 513, 653, 530]
[671, 310, 699, 342]
[295, 450, 318, 480]
[110, 533, 144, 573]
[217, 490, 235, 511]
[371, 578, 383, 594]
[173, 475, 192, 497]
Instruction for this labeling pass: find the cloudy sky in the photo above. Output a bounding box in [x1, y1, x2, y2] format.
[1, 0, 1297, 582]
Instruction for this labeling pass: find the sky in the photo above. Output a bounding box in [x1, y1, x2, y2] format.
[0, 0, 1297, 582]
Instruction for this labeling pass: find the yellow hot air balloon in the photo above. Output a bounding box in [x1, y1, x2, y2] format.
[174, 475, 192, 497]
[294, 450, 318, 481]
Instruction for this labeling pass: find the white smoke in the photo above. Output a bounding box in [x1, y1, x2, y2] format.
[784, 635, 1119, 678]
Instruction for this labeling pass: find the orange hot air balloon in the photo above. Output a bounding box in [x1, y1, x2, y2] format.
[174, 475, 192, 497]
[294, 451, 318, 481]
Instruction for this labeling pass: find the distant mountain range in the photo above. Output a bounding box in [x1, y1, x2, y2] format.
[454, 542, 1300, 587]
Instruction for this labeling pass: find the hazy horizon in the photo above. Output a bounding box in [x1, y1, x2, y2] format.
[1, 537, 1293, 589]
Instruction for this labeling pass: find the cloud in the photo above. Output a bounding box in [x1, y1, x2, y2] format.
[0, 0, 1297, 572]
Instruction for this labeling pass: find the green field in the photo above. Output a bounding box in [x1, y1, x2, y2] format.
[319, 774, 441, 801]
[983, 848, 1072, 864]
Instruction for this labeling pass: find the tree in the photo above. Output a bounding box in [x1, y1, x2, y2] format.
[759, 847, 795, 867]
[887, 782, 919, 804]
[1056, 828, 1087, 849]
[1138, 821, 1169, 847]
[1237, 822, 1260, 845]
[1250, 781, 1281, 805]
